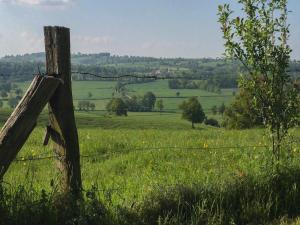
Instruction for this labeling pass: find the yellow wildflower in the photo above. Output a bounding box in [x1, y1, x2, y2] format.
[237, 170, 245, 178]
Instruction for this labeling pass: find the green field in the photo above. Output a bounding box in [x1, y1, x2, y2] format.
[10, 80, 235, 112]
[1, 81, 300, 225]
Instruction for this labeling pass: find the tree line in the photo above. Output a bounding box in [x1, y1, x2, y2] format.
[106, 91, 159, 115]
[2, 54, 299, 88]
[168, 79, 222, 93]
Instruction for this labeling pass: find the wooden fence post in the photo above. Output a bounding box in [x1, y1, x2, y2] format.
[0, 76, 61, 179]
[44, 26, 82, 196]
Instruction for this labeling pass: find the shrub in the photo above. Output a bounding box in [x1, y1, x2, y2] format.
[77, 100, 95, 111]
[106, 98, 127, 116]
[204, 118, 220, 127]
[222, 89, 263, 129]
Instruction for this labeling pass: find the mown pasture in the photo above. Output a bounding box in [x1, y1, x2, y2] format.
[11, 79, 235, 111]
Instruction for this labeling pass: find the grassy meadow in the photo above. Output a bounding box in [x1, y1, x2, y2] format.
[1, 80, 300, 225]
[12, 79, 235, 111]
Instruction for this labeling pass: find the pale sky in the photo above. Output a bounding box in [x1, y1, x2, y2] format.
[0, 0, 299, 59]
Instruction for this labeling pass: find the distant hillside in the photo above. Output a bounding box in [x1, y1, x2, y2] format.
[1, 53, 299, 87]
[0, 53, 45, 63]
[1, 52, 113, 65]
[0, 52, 161, 65]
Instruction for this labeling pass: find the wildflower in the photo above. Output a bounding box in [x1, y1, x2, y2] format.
[203, 143, 208, 149]
[237, 170, 245, 178]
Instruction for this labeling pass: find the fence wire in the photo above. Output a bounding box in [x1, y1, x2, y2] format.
[13, 137, 300, 163]
[13, 144, 270, 163]
[0, 71, 232, 81]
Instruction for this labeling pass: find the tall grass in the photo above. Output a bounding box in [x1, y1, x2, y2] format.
[1, 113, 300, 224]
[1, 165, 300, 225]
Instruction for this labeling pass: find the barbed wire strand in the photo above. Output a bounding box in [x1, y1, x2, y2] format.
[13, 144, 272, 163]
[0, 71, 230, 82]
[14, 137, 300, 163]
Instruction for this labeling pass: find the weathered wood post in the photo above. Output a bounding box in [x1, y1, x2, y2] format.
[44, 26, 82, 196]
[0, 76, 61, 179]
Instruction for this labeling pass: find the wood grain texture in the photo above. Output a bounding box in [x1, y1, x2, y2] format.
[44, 26, 82, 196]
[0, 75, 60, 178]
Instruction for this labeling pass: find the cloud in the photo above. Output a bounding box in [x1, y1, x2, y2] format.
[73, 35, 114, 45]
[19, 31, 43, 50]
[0, 30, 44, 56]
[141, 40, 193, 51]
[0, 0, 75, 6]
[71, 35, 116, 54]
[138, 40, 208, 58]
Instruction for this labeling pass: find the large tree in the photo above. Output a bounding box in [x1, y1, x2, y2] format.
[218, 0, 300, 161]
[179, 97, 205, 129]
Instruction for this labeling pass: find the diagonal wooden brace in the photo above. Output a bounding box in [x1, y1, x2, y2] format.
[43, 125, 52, 146]
[43, 125, 64, 148]
[0, 75, 61, 179]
